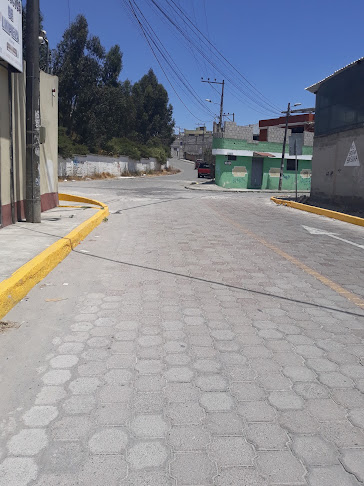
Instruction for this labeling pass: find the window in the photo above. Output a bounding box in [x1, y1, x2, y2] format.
[292, 127, 304, 133]
[228, 155, 237, 161]
[286, 159, 298, 171]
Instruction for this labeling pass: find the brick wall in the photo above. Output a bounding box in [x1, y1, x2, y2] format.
[267, 126, 291, 143]
[303, 131, 314, 147]
[223, 122, 254, 142]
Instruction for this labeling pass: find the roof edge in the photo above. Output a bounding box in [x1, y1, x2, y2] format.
[306, 57, 364, 94]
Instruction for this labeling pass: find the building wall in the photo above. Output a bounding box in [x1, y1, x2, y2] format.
[182, 133, 213, 159]
[39, 71, 59, 212]
[213, 136, 313, 156]
[0, 64, 58, 227]
[59, 155, 162, 177]
[311, 127, 364, 207]
[0, 66, 12, 226]
[220, 122, 254, 142]
[267, 126, 291, 144]
[213, 137, 312, 190]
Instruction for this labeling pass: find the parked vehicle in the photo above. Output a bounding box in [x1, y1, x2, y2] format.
[195, 158, 203, 170]
[198, 163, 211, 178]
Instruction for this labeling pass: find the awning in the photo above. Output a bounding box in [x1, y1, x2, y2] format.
[253, 152, 275, 158]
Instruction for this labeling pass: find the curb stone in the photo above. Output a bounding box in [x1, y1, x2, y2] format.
[271, 196, 364, 228]
[0, 193, 109, 320]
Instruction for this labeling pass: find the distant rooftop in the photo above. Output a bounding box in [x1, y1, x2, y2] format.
[306, 57, 364, 94]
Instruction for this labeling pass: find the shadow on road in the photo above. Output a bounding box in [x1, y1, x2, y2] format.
[73, 249, 364, 319]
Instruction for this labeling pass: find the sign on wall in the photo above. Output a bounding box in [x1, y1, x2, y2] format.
[289, 133, 303, 156]
[0, 0, 22, 72]
[344, 141, 360, 167]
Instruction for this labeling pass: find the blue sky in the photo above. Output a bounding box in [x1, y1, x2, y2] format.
[39, 0, 364, 132]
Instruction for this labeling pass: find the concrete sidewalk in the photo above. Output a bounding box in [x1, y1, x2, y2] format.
[186, 181, 310, 194]
[0, 203, 99, 281]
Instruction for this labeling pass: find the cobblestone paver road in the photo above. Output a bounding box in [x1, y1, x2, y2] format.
[1, 159, 364, 485]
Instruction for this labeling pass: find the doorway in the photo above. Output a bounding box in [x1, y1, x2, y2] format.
[250, 157, 264, 189]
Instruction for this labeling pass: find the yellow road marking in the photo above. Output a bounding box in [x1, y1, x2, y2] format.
[209, 205, 364, 310]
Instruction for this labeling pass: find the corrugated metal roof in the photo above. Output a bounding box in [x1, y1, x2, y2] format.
[306, 57, 364, 94]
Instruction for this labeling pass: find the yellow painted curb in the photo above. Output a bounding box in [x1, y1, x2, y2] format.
[0, 194, 109, 320]
[271, 197, 364, 228]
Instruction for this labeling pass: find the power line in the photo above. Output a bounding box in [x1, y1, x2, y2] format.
[167, 0, 282, 112]
[124, 0, 215, 122]
[145, 0, 280, 114]
[129, 0, 215, 117]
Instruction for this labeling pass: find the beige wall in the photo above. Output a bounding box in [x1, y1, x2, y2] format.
[40, 71, 58, 198]
[311, 127, 364, 208]
[12, 63, 26, 209]
[0, 66, 11, 213]
[0, 63, 58, 227]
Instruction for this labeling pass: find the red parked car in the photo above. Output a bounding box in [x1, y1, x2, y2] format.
[198, 163, 211, 178]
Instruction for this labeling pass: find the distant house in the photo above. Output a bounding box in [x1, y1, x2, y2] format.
[212, 118, 313, 190]
[306, 57, 364, 207]
[184, 127, 212, 162]
[170, 126, 213, 162]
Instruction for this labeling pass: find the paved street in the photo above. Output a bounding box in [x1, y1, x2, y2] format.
[1, 158, 364, 485]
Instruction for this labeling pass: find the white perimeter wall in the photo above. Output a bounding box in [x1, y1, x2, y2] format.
[58, 155, 163, 177]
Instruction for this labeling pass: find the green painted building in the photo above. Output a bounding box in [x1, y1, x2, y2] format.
[212, 122, 313, 190]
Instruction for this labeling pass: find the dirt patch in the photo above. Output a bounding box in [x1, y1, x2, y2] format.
[144, 168, 180, 177]
[0, 321, 20, 333]
[59, 172, 117, 182]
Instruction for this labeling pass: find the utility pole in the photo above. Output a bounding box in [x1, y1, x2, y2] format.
[219, 80, 225, 129]
[278, 104, 315, 191]
[278, 102, 290, 191]
[294, 139, 298, 202]
[25, 0, 41, 223]
[201, 78, 225, 132]
[223, 113, 235, 122]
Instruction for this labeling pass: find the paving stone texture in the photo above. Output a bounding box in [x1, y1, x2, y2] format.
[1, 159, 364, 485]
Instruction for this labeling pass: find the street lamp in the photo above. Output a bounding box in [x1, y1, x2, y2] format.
[38, 29, 50, 73]
[278, 102, 301, 191]
[205, 99, 219, 104]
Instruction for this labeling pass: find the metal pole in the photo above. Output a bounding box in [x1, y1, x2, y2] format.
[45, 39, 49, 74]
[25, 0, 41, 223]
[219, 80, 225, 131]
[295, 139, 298, 202]
[8, 66, 15, 223]
[278, 102, 290, 191]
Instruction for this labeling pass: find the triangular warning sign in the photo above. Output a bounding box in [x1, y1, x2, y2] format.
[344, 141, 360, 167]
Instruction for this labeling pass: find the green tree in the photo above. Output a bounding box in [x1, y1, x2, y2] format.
[52, 15, 174, 159]
[102, 45, 123, 86]
[52, 15, 104, 135]
[132, 69, 174, 147]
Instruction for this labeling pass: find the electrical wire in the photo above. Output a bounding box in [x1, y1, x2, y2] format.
[121, 0, 282, 121]
[145, 0, 280, 115]
[166, 0, 282, 113]
[124, 0, 215, 122]
[130, 0, 215, 117]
